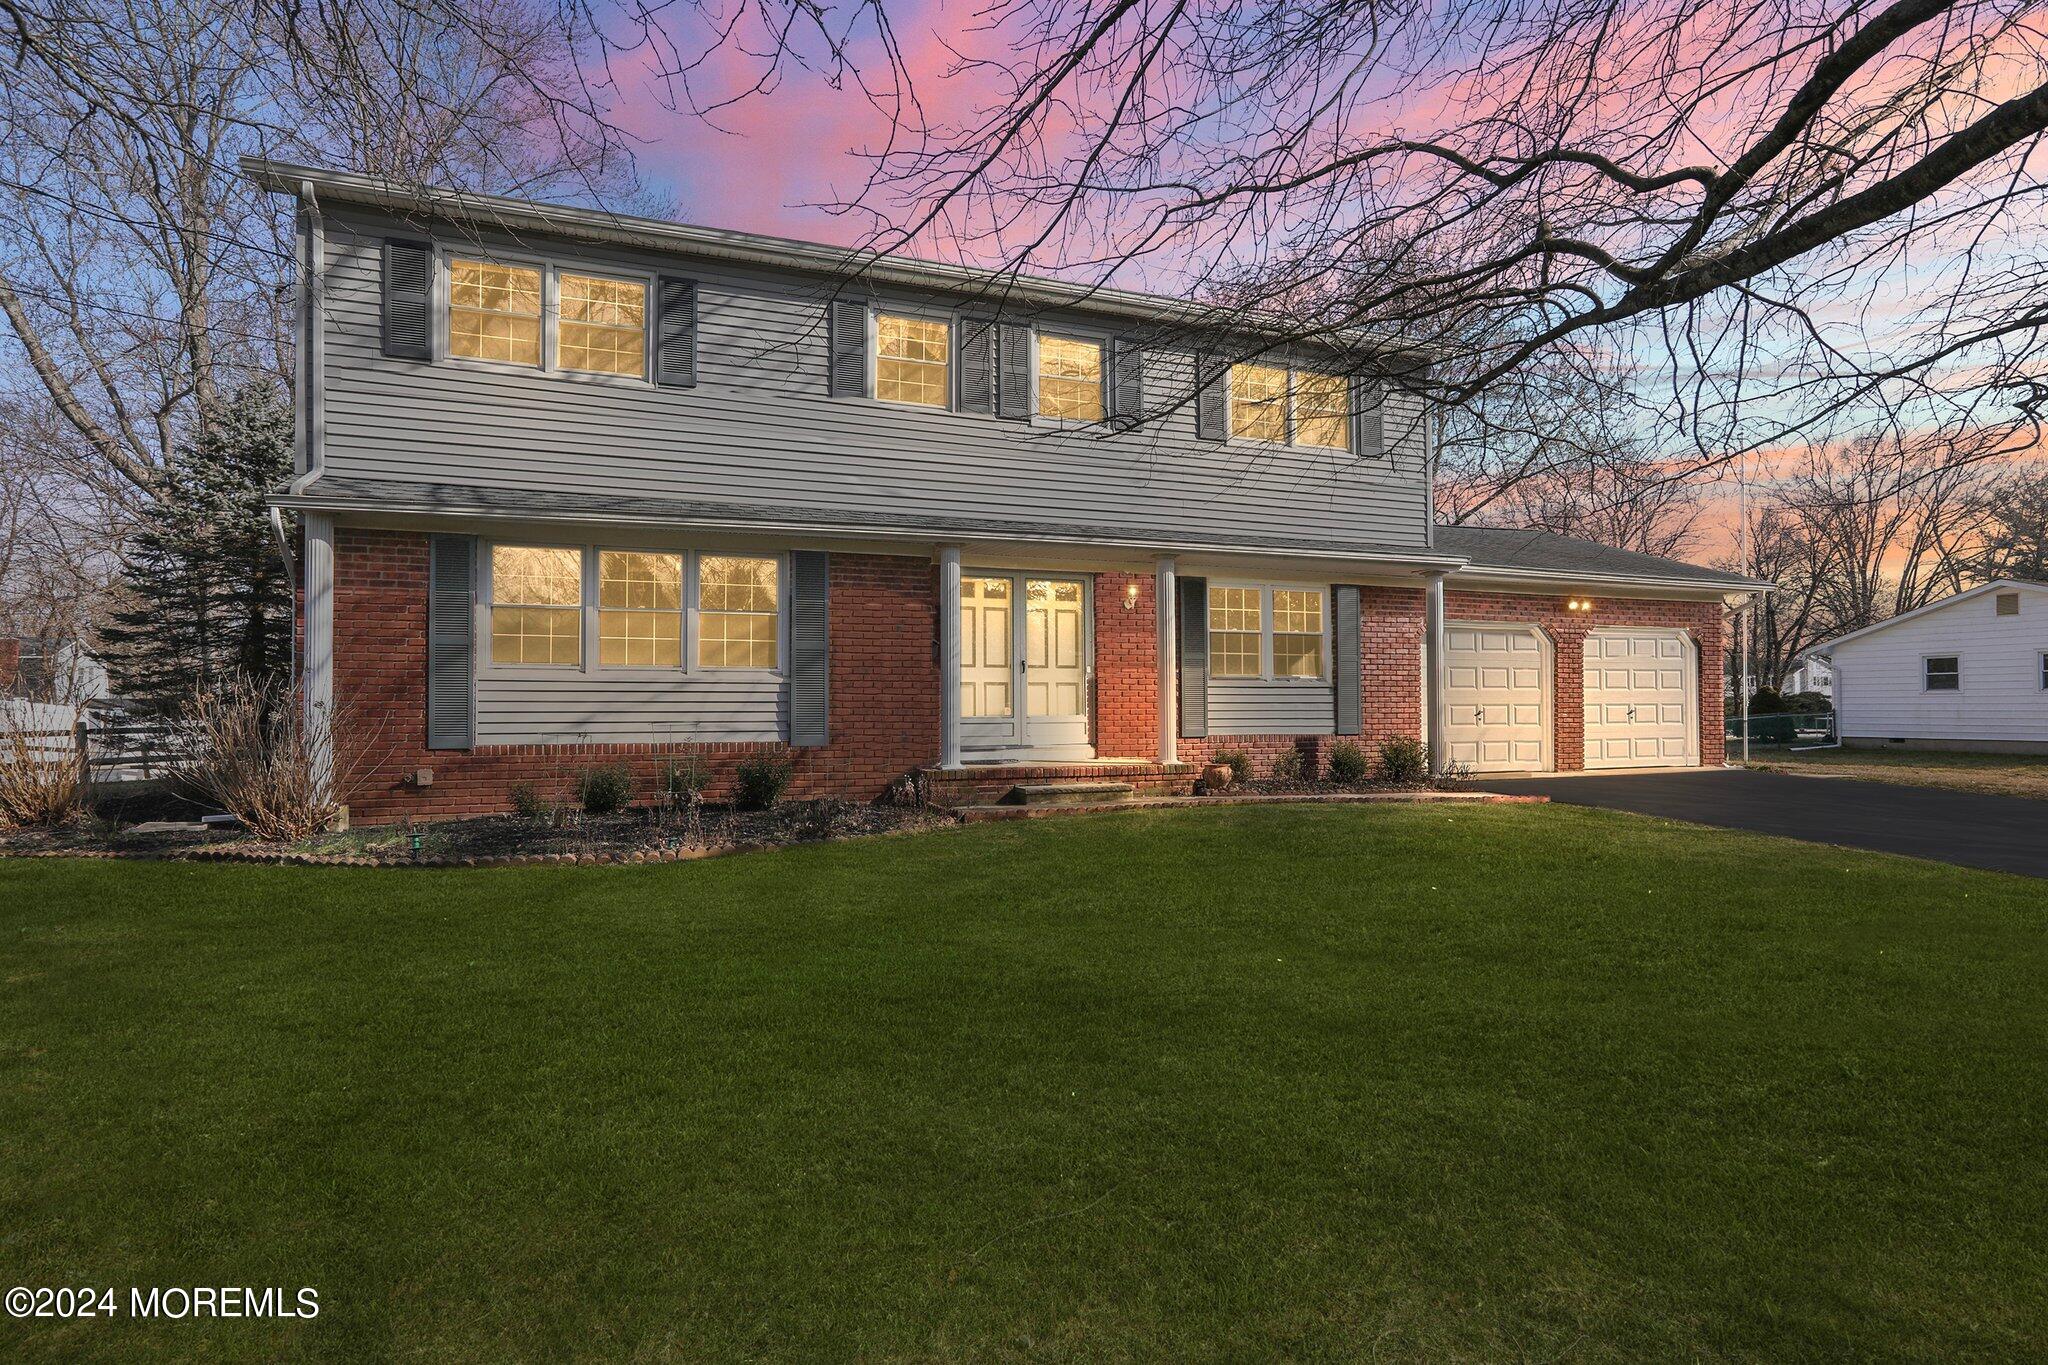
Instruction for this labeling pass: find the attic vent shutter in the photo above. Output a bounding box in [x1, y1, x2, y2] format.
[1111, 339, 1144, 424]
[382, 239, 434, 360]
[1195, 354, 1228, 441]
[654, 276, 698, 387]
[1333, 585, 1362, 736]
[789, 551, 831, 747]
[958, 316, 996, 414]
[1351, 380, 1385, 458]
[1177, 575, 1209, 739]
[996, 322, 1033, 419]
[829, 298, 868, 397]
[1995, 591, 2020, 616]
[426, 535, 476, 750]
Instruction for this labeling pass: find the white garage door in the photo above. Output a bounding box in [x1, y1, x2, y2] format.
[1582, 631, 1697, 768]
[1444, 626, 1548, 772]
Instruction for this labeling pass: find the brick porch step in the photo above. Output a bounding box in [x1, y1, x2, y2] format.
[922, 761, 1198, 808]
[1008, 781, 1137, 806]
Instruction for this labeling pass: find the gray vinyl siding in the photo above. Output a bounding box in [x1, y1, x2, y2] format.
[1207, 680, 1336, 736]
[474, 675, 785, 746]
[317, 207, 1434, 549]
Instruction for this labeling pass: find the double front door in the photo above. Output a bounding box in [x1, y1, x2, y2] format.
[960, 574, 1092, 759]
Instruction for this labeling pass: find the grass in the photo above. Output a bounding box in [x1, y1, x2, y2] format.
[1746, 743, 2048, 799]
[2, 804, 2043, 1361]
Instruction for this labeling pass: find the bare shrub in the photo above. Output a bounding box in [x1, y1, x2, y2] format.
[0, 726, 82, 827]
[171, 675, 373, 841]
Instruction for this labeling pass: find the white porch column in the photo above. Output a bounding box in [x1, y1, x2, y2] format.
[938, 545, 963, 769]
[1154, 556, 1177, 763]
[1424, 571, 1448, 776]
[302, 511, 336, 792]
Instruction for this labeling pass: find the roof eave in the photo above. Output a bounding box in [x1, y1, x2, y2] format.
[1447, 562, 1771, 597]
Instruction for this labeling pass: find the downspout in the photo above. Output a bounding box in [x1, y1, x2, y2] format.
[290, 178, 325, 496]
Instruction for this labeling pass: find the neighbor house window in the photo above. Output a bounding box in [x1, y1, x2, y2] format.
[490, 545, 583, 665]
[875, 313, 951, 408]
[1228, 363, 1289, 443]
[1272, 589, 1326, 679]
[449, 259, 542, 366]
[1037, 335, 1104, 421]
[1227, 362, 1353, 452]
[1924, 655, 1960, 691]
[558, 273, 647, 378]
[699, 556, 780, 669]
[2039, 651, 2047, 690]
[597, 551, 681, 667]
[1209, 587, 1263, 678]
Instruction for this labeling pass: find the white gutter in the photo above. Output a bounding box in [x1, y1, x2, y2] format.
[1447, 563, 1771, 596]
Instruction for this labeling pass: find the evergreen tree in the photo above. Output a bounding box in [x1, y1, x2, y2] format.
[102, 381, 295, 712]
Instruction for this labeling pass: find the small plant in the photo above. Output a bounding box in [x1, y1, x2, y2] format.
[575, 763, 632, 816]
[0, 727, 83, 828]
[509, 782, 547, 820]
[734, 754, 795, 810]
[1269, 748, 1306, 783]
[663, 752, 710, 812]
[1213, 748, 1251, 784]
[1326, 741, 1368, 784]
[1377, 736, 1428, 786]
[880, 769, 929, 808]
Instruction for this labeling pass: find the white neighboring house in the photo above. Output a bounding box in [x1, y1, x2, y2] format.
[1807, 580, 2048, 754]
[1780, 656, 1832, 699]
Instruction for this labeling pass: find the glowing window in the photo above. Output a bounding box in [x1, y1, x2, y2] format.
[1209, 587, 1263, 678]
[490, 545, 582, 666]
[1272, 590, 1326, 678]
[597, 551, 681, 667]
[1037, 335, 1104, 421]
[1293, 371, 1350, 451]
[1229, 363, 1288, 442]
[559, 274, 647, 377]
[449, 260, 541, 366]
[876, 314, 951, 408]
[699, 556, 780, 669]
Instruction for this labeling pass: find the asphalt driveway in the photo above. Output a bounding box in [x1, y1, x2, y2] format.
[1464, 768, 2048, 878]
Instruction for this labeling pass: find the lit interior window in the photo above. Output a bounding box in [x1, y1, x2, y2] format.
[491, 545, 582, 665]
[1229, 363, 1289, 442]
[876, 314, 951, 408]
[1037, 335, 1104, 421]
[598, 551, 681, 667]
[1209, 586, 1262, 678]
[1293, 372, 1350, 452]
[449, 260, 541, 366]
[559, 274, 647, 378]
[699, 556, 780, 669]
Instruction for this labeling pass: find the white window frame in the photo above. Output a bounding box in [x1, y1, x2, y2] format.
[435, 244, 654, 388]
[869, 306, 955, 412]
[1225, 361, 1353, 455]
[2038, 650, 2047, 691]
[478, 541, 787, 681]
[1209, 581, 1332, 684]
[1921, 654, 1961, 693]
[1030, 327, 1111, 426]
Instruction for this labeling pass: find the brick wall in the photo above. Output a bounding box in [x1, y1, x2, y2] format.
[1091, 572, 1159, 759]
[331, 529, 941, 821]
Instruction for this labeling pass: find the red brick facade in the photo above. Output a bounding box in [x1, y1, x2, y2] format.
[327, 529, 1724, 819]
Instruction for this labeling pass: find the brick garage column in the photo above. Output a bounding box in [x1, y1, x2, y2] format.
[1091, 570, 1158, 759]
[1552, 623, 1588, 771]
[1359, 585, 1427, 750]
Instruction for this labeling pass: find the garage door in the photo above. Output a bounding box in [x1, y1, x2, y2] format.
[1444, 626, 1548, 772]
[1582, 631, 1696, 768]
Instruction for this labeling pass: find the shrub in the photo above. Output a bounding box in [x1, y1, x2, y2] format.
[1213, 748, 1251, 784]
[663, 752, 710, 811]
[1326, 741, 1368, 784]
[1269, 748, 1306, 783]
[1748, 686, 1787, 715]
[509, 782, 548, 820]
[170, 675, 347, 840]
[0, 727, 82, 827]
[734, 754, 795, 810]
[575, 763, 632, 816]
[1377, 736, 1428, 786]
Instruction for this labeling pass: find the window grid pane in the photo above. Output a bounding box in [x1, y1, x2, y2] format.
[449, 261, 541, 366]
[1925, 656, 1959, 690]
[597, 551, 681, 667]
[1038, 335, 1104, 420]
[699, 556, 779, 669]
[599, 610, 680, 667]
[1274, 633, 1324, 679]
[1294, 371, 1350, 451]
[559, 274, 647, 377]
[1230, 363, 1288, 442]
[493, 546, 582, 606]
[491, 607, 581, 666]
[876, 314, 951, 408]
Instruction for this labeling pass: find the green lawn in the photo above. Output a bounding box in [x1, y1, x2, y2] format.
[1746, 744, 2048, 800]
[3, 806, 2043, 1361]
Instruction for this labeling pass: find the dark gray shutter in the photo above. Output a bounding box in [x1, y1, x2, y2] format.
[1111, 338, 1144, 425]
[1195, 354, 1227, 440]
[1178, 575, 1208, 739]
[829, 298, 868, 397]
[382, 239, 433, 360]
[958, 315, 996, 414]
[1334, 584, 1362, 736]
[1352, 380, 1385, 458]
[996, 321, 1032, 419]
[655, 276, 697, 388]
[789, 550, 830, 747]
[426, 535, 475, 750]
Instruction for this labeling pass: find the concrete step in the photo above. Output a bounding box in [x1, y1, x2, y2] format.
[1008, 781, 1137, 806]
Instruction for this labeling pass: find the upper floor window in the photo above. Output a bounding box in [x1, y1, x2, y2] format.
[876, 313, 950, 408]
[559, 274, 647, 378]
[699, 556, 780, 669]
[1037, 335, 1104, 421]
[490, 545, 583, 666]
[1924, 655, 1960, 691]
[1228, 362, 1352, 452]
[598, 551, 681, 667]
[1209, 584, 1328, 681]
[450, 260, 541, 367]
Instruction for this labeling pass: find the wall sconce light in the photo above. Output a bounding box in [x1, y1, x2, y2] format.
[1124, 581, 1141, 610]
[1565, 597, 1595, 613]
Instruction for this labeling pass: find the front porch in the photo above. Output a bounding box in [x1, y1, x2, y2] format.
[922, 759, 1200, 809]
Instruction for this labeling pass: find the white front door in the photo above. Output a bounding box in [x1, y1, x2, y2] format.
[959, 573, 1093, 760]
[1443, 625, 1550, 772]
[1582, 630, 1697, 768]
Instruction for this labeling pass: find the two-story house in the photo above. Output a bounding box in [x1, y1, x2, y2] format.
[250, 159, 1764, 818]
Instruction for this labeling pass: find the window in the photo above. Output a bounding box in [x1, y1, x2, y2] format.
[559, 274, 646, 378]
[490, 545, 583, 665]
[1293, 371, 1350, 451]
[449, 259, 541, 366]
[699, 556, 780, 669]
[1272, 590, 1326, 679]
[2040, 652, 2047, 690]
[1209, 587, 1263, 678]
[875, 313, 950, 408]
[598, 551, 681, 666]
[1924, 656, 1960, 691]
[1037, 335, 1104, 421]
[1228, 363, 1289, 443]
